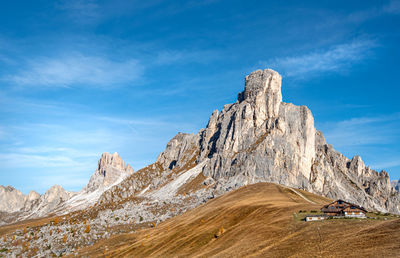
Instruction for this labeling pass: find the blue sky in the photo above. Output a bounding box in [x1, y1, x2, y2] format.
[0, 0, 399, 194]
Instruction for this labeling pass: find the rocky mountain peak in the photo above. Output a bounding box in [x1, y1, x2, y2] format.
[3, 185, 17, 192]
[42, 185, 69, 202]
[27, 190, 40, 202]
[0, 185, 25, 212]
[238, 69, 282, 118]
[147, 68, 399, 214]
[85, 152, 134, 193]
[97, 152, 127, 171]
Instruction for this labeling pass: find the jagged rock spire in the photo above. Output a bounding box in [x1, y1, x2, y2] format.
[85, 152, 134, 193]
[154, 68, 399, 214]
[238, 69, 282, 118]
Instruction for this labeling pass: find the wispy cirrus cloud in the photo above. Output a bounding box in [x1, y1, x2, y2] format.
[372, 159, 400, 170]
[383, 0, 400, 14]
[5, 53, 143, 88]
[264, 40, 377, 78]
[320, 113, 400, 148]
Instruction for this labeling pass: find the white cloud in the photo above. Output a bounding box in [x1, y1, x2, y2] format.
[371, 159, 400, 170]
[0, 153, 84, 168]
[265, 40, 376, 78]
[320, 113, 400, 148]
[6, 53, 143, 88]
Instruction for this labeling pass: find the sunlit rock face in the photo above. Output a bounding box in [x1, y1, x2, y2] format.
[0, 186, 27, 212]
[84, 152, 134, 193]
[152, 68, 399, 214]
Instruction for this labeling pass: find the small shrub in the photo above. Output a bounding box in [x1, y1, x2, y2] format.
[310, 210, 317, 213]
[115, 217, 119, 221]
[139, 216, 143, 222]
[0, 248, 8, 252]
[214, 226, 225, 238]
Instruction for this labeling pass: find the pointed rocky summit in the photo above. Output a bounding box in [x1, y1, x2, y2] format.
[143, 68, 399, 214]
[84, 152, 134, 193]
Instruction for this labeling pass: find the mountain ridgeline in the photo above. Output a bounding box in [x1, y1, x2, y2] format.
[1, 69, 399, 226]
[102, 69, 400, 214]
[0, 152, 133, 225]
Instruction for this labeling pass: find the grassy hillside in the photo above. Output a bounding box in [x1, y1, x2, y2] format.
[76, 183, 400, 257]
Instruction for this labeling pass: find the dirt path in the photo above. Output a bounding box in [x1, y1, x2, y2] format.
[283, 186, 316, 204]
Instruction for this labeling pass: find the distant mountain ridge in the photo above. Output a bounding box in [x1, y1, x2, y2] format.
[0, 185, 40, 213]
[0, 152, 133, 225]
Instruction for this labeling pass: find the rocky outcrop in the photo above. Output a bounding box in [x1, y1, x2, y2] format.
[0, 186, 32, 213]
[26, 185, 75, 217]
[139, 69, 399, 214]
[0, 185, 41, 214]
[84, 152, 134, 193]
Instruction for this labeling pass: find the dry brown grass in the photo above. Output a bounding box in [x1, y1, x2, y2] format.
[176, 172, 207, 195]
[0, 215, 58, 237]
[74, 183, 400, 257]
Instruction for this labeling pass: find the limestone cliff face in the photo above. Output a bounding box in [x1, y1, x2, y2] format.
[0, 184, 73, 217]
[84, 152, 134, 193]
[28, 185, 74, 217]
[0, 186, 31, 213]
[154, 69, 399, 214]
